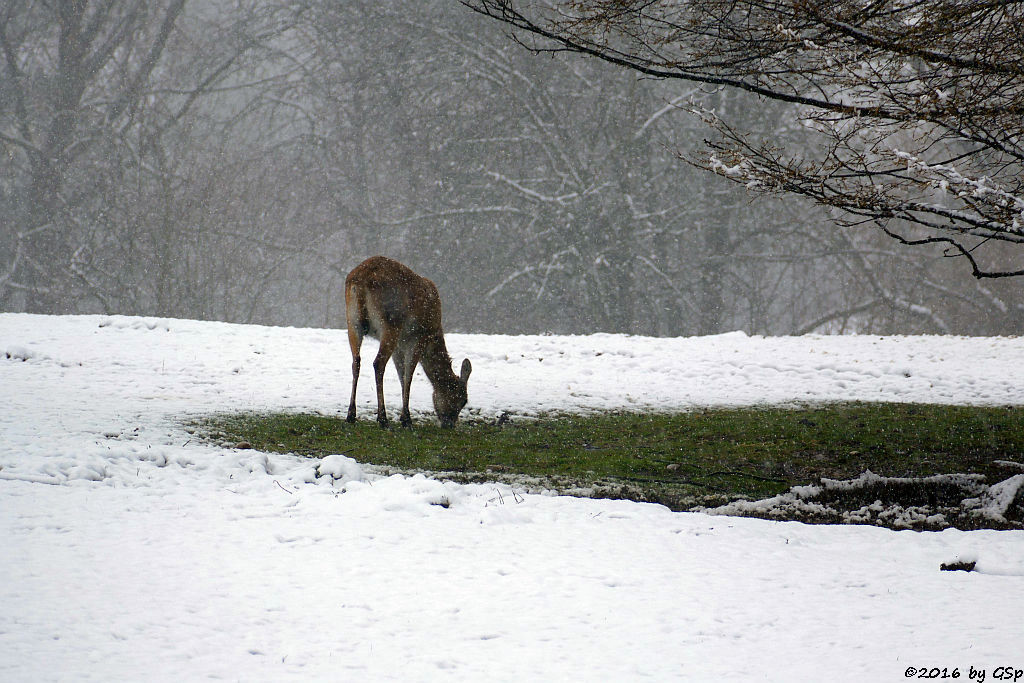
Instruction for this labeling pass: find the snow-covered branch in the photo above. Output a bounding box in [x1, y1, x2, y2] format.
[465, 0, 1024, 278]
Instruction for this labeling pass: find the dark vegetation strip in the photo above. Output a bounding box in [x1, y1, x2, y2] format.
[194, 403, 1024, 512]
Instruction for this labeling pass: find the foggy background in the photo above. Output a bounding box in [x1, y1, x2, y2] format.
[3, 0, 1023, 336]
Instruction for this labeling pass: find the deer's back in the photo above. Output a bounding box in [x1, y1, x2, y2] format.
[346, 256, 443, 339]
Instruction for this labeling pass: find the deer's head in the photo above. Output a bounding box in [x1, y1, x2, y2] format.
[434, 358, 472, 427]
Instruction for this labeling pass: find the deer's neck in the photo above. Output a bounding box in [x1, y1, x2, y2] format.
[419, 334, 457, 387]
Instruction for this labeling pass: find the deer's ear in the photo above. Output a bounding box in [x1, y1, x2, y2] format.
[460, 358, 472, 383]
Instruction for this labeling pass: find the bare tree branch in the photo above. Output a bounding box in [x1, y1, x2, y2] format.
[462, 0, 1024, 278]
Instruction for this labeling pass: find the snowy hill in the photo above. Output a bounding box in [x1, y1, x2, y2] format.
[2, 314, 1023, 681]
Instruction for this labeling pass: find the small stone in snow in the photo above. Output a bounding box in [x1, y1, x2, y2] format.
[939, 560, 976, 572]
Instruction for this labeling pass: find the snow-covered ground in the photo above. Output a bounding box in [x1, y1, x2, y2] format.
[2, 313, 1023, 681]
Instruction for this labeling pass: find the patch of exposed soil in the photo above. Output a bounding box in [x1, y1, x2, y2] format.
[704, 470, 1024, 531]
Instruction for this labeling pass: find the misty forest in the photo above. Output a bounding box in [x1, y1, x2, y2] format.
[2, 0, 1023, 337]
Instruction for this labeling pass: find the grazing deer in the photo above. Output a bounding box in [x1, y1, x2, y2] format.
[345, 256, 472, 428]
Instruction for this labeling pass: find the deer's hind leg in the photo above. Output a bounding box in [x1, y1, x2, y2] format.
[371, 327, 400, 429]
[345, 291, 365, 423]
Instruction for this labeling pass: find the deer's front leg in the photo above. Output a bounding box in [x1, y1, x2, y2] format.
[395, 348, 417, 429]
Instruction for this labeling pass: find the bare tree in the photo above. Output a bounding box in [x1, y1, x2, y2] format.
[7, 0, 1019, 333]
[462, 0, 1024, 279]
[297, 0, 1016, 336]
[2, 1, 181, 310]
[0, 0, 297, 314]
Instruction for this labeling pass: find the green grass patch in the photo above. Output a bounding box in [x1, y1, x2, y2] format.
[192, 403, 1024, 512]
